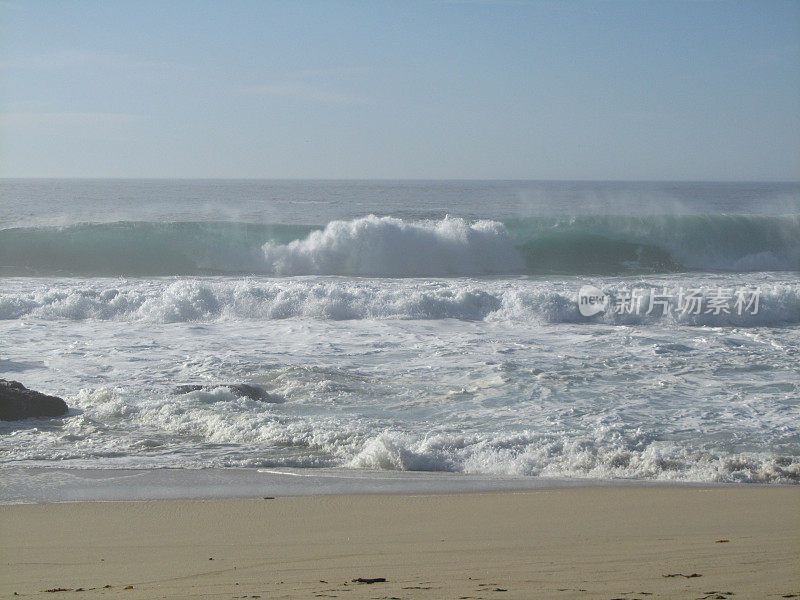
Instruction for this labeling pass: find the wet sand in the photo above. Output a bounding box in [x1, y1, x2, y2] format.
[1, 486, 798, 599]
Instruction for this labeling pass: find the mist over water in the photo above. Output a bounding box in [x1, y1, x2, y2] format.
[2, 179, 799, 227]
[1, 180, 798, 483]
[1, 214, 797, 277]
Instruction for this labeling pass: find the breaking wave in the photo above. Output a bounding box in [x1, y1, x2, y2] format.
[2, 386, 797, 483]
[2, 279, 799, 325]
[346, 431, 800, 484]
[1, 214, 798, 276]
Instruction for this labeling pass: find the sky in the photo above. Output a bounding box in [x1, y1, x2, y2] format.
[1, 0, 799, 181]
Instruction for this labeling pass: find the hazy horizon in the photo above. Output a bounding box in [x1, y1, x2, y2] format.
[3, 176, 800, 184]
[2, 1, 799, 181]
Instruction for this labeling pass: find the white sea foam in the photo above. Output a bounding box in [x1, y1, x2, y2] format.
[261, 215, 524, 276]
[346, 430, 800, 483]
[3, 383, 796, 483]
[2, 277, 798, 326]
[2, 214, 797, 276]
[2, 182, 799, 488]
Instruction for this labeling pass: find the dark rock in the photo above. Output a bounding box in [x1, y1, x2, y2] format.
[174, 383, 283, 403]
[352, 578, 387, 584]
[175, 384, 207, 395]
[0, 379, 69, 420]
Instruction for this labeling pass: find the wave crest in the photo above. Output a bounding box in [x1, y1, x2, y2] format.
[1, 214, 798, 276]
[2, 279, 799, 326]
[347, 430, 799, 483]
[261, 215, 523, 276]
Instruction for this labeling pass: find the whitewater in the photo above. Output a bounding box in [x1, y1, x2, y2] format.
[2, 214, 799, 277]
[1, 179, 798, 484]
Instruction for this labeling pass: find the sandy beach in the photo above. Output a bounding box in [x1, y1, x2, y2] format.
[1, 486, 797, 599]
[3, 0, 800, 597]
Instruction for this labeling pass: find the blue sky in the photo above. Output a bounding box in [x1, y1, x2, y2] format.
[1, 0, 799, 180]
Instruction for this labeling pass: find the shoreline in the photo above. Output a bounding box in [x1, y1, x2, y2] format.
[2, 486, 797, 599]
[2, 466, 794, 505]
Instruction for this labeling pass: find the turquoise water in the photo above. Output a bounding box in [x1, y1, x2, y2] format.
[1, 180, 798, 483]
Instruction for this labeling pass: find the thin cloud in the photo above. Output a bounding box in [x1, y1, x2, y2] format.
[755, 43, 800, 67]
[442, 0, 533, 4]
[0, 100, 51, 112]
[0, 112, 147, 144]
[0, 50, 182, 73]
[292, 66, 372, 78]
[1, 111, 145, 127]
[249, 84, 366, 105]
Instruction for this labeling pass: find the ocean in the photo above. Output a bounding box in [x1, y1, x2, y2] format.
[1, 179, 798, 487]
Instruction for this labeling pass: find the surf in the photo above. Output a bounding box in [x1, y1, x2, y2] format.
[1, 214, 797, 276]
[2, 278, 798, 326]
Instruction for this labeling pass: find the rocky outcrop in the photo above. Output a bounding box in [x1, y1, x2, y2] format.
[174, 383, 283, 403]
[0, 379, 69, 420]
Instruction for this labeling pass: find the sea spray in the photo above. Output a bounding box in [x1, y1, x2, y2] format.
[1, 181, 798, 486]
[1, 214, 798, 276]
[261, 215, 524, 276]
[2, 277, 798, 325]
